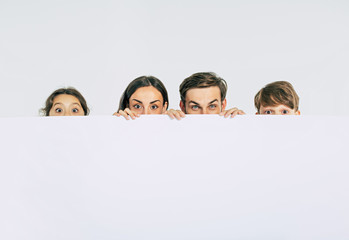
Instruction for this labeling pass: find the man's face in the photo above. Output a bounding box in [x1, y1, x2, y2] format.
[180, 86, 226, 114]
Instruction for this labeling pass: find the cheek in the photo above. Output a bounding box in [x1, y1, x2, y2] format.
[130, 106, 142, 113]
[185, 108, 194, 114]
[154, 106, 164, 114]
[185, 104, 195, 114]
[75, 111, 85, 116]
[48, 108, 58, 116]
[209, 107, 221, 114]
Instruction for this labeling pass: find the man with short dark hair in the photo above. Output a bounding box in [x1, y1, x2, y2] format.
[167, 72, 245, 119]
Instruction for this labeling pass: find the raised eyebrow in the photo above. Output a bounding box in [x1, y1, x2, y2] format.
[188, 100, 200, 105]
[71, 103, 82, 107]
[53, 103, 62, 107]
[150, 100, 160, 104]
[208, 99, 218, 104]
[131, 99, 143, 104]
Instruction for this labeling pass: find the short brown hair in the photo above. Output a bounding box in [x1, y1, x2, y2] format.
[179, 72, 227, 104]
[254, 81, 299, 113]
[40, 87, 90, 116]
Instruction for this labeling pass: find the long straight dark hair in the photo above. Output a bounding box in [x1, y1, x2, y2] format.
[118, 76, 169, 111]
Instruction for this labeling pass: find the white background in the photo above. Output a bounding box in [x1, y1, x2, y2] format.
[0, 0, 348, 117]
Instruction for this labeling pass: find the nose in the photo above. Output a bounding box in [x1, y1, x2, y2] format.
[64, 111, 72, 116]
[202, 109, 208, 114]
[143, 108, 149, 115]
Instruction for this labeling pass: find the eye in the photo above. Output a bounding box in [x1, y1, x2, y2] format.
[265, 110, 272, 114]
[191, 105, 199, 110]
[55, 108, 63, 113]
[72, 108, 79, 113]
[150, 105, 158, 110]
[134, 104, 142, 109]
[209, 104, 216, 109]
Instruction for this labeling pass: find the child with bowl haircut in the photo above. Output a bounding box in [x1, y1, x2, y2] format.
[254, 81, 300, 115]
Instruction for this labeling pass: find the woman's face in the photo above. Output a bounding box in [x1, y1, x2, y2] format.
[49, 94, 85, 116]
[128, 86, 167, 114]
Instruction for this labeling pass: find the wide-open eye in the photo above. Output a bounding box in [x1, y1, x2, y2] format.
[72, 108, 79, 113]
[282, 110, 289, 114]
[150, 105, 158, 110]
[55, 108, 63, 113]
[265, 110, 272, 114]
[134, 104, 142, 109]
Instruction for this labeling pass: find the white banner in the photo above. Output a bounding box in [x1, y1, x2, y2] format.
[0, 115, 348, 239]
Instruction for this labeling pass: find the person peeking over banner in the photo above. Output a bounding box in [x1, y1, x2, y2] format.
[40, 87, 90, 116]
[113, 76, 182, 120]
[166, 72, 245, 119]
[254, 81, 300, 115]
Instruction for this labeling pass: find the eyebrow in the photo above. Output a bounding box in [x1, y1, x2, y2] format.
[71, 103, 82, 107]
[131, 99, 143, 104]
[53, 102, 81, 107]
[131, 99, 160, 104]
[188, 100, 200, 105]
[188, 99, 218, 105]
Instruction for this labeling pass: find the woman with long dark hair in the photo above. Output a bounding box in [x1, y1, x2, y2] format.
[114, 76, 184, 120]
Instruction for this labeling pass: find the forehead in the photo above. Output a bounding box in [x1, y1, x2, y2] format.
[185, 86, 221, 103]
[53, 94, 81, 105]
[131, 86, 163, 102]
[260, 104, 292, 110]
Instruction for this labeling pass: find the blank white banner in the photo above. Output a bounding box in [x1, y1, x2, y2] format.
[0, 115, 348, 240]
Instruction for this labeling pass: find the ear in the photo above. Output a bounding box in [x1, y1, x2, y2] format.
[162, 102, 168, 113]
[296, 110, 300, 115]
[221, 99, 227, 111]
[255, 112, 259, 115]
[180, 101, 186, 113]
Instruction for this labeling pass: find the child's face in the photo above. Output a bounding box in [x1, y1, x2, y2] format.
[258, 104, 300, 115]
[49, 94, 85, 116]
